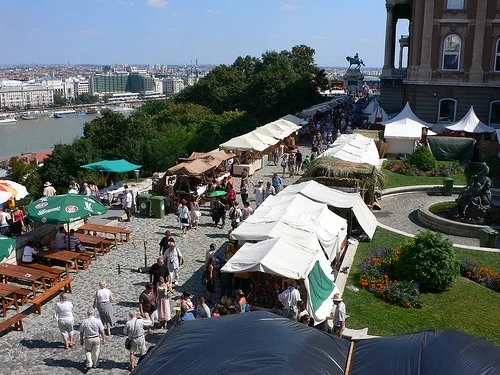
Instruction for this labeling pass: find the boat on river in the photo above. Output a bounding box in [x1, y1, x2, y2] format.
[0, 118, 17, 124]
[21, 115, 38, 120]
[52, 110, 86, 118]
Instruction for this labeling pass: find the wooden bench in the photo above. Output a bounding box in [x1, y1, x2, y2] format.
[31, 278, 73, 314]
[0, 312, 27, 332]
[75, 253, 92, 270]
[23, 263, 66, 279]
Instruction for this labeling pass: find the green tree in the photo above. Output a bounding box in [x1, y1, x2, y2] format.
[74, 93, 99, 104]
[398, 231, 460, 292]
[409, 147, 437, 171]
[53, 93, 67, 107]
[6, 156, 42, 201]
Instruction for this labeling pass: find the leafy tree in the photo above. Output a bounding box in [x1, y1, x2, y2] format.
[6, 156, 42, 201]
[53, 93, 67, 107]
[74, 93, 99, 104]
[398, 231, 459, 292]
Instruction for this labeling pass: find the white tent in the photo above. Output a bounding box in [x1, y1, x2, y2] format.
[273, 118, 301, 131]
[363, 98, 379, 115]
[253, 125, 288, 140]
[381, 102, 434, 128]
[249, 131, 280, 146]
[221, 237, 339, 323]
[220, 134, 269, 152]
[231, 194, 348, 260]
[281, 114, 309, 126]
[278, 180, 377, 239]
[445, 106, 495, 134]
[368, 106, 389, 124]
[318, 134, 380, 167]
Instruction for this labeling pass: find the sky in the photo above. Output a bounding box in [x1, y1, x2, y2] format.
[3, 0, 407, 67]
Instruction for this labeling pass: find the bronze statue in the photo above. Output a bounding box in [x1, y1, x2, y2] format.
[346, 53, 365, 70]
[452, 162, 492, 224]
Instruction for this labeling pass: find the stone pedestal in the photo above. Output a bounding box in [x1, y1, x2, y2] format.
[342, 69, 364, 93]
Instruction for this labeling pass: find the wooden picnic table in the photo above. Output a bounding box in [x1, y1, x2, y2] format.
[78, 223, 132, 248]
[37, 250, 80, 275]
[74, 233, 108, 257]
[0, 263, 50, 296]
[0, 284, 19, 317]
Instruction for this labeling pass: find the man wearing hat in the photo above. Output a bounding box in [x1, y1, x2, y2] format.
[333, 293, 346, 337]
[43, 181, 56, 197]
[278, 278, 301, 320]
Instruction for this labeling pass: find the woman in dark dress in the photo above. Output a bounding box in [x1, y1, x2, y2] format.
[139, 282, 156, 327]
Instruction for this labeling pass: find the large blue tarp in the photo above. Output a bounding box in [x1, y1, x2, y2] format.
[80, 159, 141, 173]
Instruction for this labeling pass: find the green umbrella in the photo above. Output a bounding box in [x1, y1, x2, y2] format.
[26, 195, 108, 225]
[0, 235, 16, 262]
[208, 190, 227, 198]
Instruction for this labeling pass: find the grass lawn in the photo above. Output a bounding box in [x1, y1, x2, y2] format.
[382, 168, 468, 189]
[344, 227, 500, 345]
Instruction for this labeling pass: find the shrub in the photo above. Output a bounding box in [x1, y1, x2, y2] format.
[398, 231, 459, 292]
[460, 259, 500, 292]
[409, 146, 437, 171]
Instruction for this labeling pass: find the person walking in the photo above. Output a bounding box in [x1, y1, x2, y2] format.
[79, 308, 105, 370]
[156, 276, 174, 329]
[295, 150, 303, 174]
[123, 186, 133, 222]
[203, 257, 215, 303]
[280, 155, 288, 177]
[240, 181, 249, 205]
[54, 293, 74, 349]
[123, 310, 153, 372]
[264, 182, 276, 200]
[178, 200, 190, 235]
[164, 242, 183, 285]
[43, 181, 56, 197]
[190, 198, 201, 229]
[278, 279, 301, 320]
[252, 180, 264, 207]
[333, 293, 346, 337]
[139, 283, 157, 326]
[241, 201, 253, 221]
[93, 280, 115, 336]
[271, 173, 282, 194]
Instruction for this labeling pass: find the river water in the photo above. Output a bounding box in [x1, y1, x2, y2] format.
[0, 114, 98, 158]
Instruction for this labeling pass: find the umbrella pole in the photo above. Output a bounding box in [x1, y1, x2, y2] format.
[67, 223, 70, 250]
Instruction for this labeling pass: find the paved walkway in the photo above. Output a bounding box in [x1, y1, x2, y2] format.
[374, 191, 479, 247]
[1, 146, 309, 375]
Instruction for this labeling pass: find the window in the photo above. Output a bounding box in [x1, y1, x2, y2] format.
[490, 101, 500, 125]
[447, 0, 464, 9]
[442, 34, 461, 71]
[438, 99, 457, 123]
[495, 39, 500, 72]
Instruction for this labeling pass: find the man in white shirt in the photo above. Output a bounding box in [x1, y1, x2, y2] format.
[123, 310, 153, 372]
[123, 186, 133, 222]
[278, 279, 302, 320]
[79, 308, 105, 370]
[43, 182, 57, 197]
[22, 242, 38, 263]
[333, 293, 346, 337]
[83, 183, 92, 196]
[253, 180, 264, 207]
[164, 242, 183, 285]
[55, 226, 66, 250]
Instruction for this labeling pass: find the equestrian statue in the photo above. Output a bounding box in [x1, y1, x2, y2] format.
[346, 53, 365, 70]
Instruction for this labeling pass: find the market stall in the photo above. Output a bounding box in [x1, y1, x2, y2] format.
[318, 133, 381, 167]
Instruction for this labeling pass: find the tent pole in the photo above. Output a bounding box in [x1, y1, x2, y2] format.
[345, 341, 355, 375]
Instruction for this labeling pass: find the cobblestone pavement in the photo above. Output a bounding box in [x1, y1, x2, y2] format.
[374, 191, 479, 247]
[0, 146, 310, 375]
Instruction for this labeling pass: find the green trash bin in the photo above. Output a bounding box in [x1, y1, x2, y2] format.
[150, 196, 165, 219]
[138, 193, 153, 216]
[443, 177, 454, 196]
[479, 228, 498, 248]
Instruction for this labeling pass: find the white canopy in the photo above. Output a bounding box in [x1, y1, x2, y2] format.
[445, 106, 495, 134]
[281, 114, 309, 126]
[253, 125, 288, 140]
[279, 180, 377, 239]
[221, 236, 322, 279]
[363, 98, 379, 115]
[318, 134, 380, 167]
[381, 102, 434, 128]
[231, 194, 347, 260]
[368, 106, 389, 124]
[249, 131, 280, 146]
[220, 134, 269, 152]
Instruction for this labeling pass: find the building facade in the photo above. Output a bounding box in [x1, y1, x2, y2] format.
[0, 86, 54, 109]
[380, 0, 500, 126]
[164, 77, 185, 94]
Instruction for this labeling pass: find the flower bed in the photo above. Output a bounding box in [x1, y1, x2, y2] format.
[460, 260, 500, 292]
[384, 159, 464, 177]
[358, 247, 423, 308]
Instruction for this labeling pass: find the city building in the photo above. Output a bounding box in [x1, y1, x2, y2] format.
[380, 0, 500, 127]
[91, 72, 130, 94]
[164, 77, 185, 94]
[0, 85, 54, 109]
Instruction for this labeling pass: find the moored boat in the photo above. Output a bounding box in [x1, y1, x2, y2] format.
[21, 115, 38, 120]
[0, 118, 17, 124]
